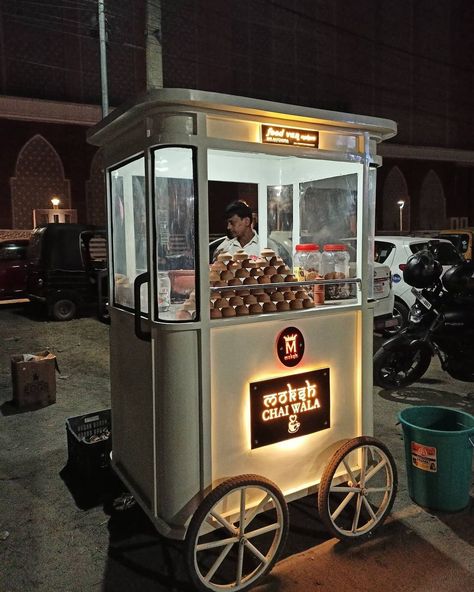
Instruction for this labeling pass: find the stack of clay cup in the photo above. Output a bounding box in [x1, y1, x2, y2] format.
[209, 248, 314, 318]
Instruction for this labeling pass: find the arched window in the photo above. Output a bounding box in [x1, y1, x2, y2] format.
[419, 170, 446, 230]
[10, 134, 70, 229]
[381, 166, 410, 233]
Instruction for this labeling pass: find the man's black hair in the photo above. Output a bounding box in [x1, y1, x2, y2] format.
[225, 200, 253, 221]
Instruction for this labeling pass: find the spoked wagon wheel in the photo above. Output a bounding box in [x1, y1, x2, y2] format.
[318, 436, 397, 541]
[186, 474, 289, 592]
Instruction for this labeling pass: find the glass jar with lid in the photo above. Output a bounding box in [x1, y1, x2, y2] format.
[321, 244, 350, 300]
[293, 243, 324, 304]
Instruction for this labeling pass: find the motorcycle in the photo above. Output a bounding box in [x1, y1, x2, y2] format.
[373, 249, 474, 390]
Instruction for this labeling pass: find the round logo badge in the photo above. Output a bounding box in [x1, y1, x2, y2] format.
[392, 273, 401, 283]
[277, 327, 305, 367]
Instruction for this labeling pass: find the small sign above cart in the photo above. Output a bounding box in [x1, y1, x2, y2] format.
[250, 368, 330, 448]
[261, 124, 319, 148]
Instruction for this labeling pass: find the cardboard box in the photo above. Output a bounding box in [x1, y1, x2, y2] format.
[11, 350, 57, 408]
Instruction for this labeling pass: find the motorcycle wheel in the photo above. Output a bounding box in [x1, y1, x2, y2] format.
[382, 300, 409, 337]
[373, 343, 432, 389]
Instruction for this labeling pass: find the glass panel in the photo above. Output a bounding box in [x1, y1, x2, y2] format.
[208, 149, 363, 318]
[0, 243, 27, 261]
[441, 233, 469, 255]
[153, 147, 196, 321]
[109, 156, 147, 311]
[410, 241, 462, 265]
[374, 241, 395, 264]
[367, 168, 376, 299]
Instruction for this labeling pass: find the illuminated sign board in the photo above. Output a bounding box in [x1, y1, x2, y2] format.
[277, 327, 305, 367]
[262, 124, 319, 148]
[250, 368, 330, 449]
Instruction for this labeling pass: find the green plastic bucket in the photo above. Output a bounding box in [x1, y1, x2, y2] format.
[398, 406, 474, 512]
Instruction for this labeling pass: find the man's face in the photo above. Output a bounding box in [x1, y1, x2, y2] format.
[226, 214, 250, 239]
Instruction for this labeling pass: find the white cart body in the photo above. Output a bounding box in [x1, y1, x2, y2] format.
[88, 89, 396, 540]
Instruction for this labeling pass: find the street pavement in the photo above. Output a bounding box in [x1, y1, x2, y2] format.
[0, 304, 473, 592]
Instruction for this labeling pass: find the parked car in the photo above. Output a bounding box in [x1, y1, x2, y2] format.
[0, 239, 30, 301]
[372, 262, 396, 333]
[27, 224, 108, 321]
[337, 238, 395, 334]
[374, 235, 463, 333]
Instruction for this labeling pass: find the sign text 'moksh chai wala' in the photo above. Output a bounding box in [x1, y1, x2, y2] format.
[250, 368, 330, 449]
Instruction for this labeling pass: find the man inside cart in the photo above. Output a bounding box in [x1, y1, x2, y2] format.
[212, 200, 260, 260]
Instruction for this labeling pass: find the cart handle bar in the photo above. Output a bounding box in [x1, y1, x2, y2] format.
[209, 278, 362, 292]
[134, 272, 151, 342]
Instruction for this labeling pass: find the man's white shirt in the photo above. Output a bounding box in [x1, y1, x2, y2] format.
[214, 231, 260, 259]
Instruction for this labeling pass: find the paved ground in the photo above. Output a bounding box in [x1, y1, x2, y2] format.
[0, 303, 473, 592]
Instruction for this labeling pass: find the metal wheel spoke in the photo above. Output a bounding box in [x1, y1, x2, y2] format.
[245, 522, 280, 539]
[365, 486, 392, 494]
[330, 491, 356, 521]
[236, 541, 244, 586]
[330, 485, 360, 493]
[362, 496, 377, 522]
[244, 539, 268, 564]
[365, 457, 388, 483]
[239, 488, 246, 534]
[209, 509, 238, 535]
[351, 494, 363, 533]
[243, 493, 272, 530]
[204, 543, 234, 581]
[196, 535, 239, 552]
[342, 458, 359, 486]
[359, 447, 367, 488]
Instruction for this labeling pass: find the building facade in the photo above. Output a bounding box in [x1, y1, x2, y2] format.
[0, 0, 146, 232]
[1, 0, 474, 233]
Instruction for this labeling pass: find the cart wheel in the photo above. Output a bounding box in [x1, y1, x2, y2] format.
[186, 474, 289, 592]
[318, 436, 397, 541]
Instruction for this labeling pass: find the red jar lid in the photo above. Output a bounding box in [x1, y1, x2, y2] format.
[295, 243, 320, 251]
[323, 244, 347, 251]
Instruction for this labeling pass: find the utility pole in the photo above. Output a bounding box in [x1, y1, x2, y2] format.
[146, 0, 163, 89]
[98, 0, 109, 116]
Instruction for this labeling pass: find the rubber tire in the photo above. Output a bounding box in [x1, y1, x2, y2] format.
[186, 474, 289, 592]
[318, 436, 397, 541]
[382, 299, 409, 337]
[51, 298, 76, 321]
[373, 342, 431, 389]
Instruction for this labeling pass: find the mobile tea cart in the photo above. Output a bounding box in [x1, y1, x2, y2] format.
[88, 89, 398, 592]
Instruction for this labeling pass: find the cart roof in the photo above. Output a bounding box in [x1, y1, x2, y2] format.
[87, 88, 397, 146]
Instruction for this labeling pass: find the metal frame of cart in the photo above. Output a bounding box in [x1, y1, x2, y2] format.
[88, 89, 398, 592]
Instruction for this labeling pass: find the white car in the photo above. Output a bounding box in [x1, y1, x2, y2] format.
[372, 262, 396, 333]
[374, 236, 462, 333]
[338, 238, 395, 333]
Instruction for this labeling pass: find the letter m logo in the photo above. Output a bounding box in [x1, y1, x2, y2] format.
[284, 333, 298, 356]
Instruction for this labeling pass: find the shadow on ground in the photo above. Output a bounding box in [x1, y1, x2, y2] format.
[378, 385, 474, 413]
[98, 488, 331, 592]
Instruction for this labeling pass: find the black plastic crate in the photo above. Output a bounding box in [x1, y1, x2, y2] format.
[66, 409, 111, 478]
